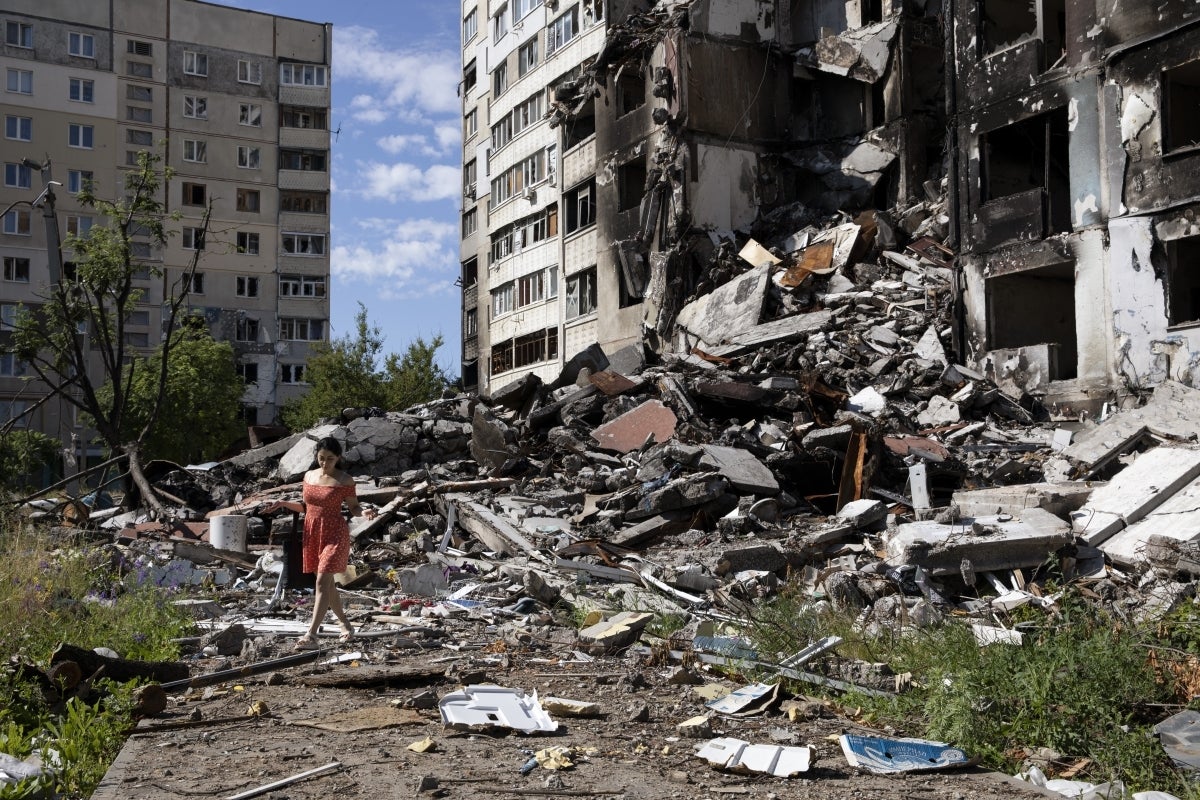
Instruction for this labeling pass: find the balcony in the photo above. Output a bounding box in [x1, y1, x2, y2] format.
[278, 84, 329, 108]
[279, 126, 329, 149]
[278, 169, 328, 192]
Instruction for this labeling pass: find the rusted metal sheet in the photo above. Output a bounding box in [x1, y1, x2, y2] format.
[883, 435, 951, 461]
[589, 369, 639, 396]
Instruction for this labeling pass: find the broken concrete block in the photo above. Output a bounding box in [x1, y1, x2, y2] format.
[490, 372, 542, 411]
[1071, 447, 1200, 546]
[677, 715, 713, 738]
[699, 445, 779, 494]
[846, 387, 886, 416]
[917, 395, 961, 428]
[590, 400, 678, 454]
[802, 424, 854, 451]
[397, 563, 449, 598]
[837, 499, 887, 528]
[605, 342, 646, 377]
[469, 406, 518, 471]
[716, 545, 787, 576]
[885, 508, 1072, 576]
[1063, 381, 1200, 470]
[276, 425, 342, 482]
[630, 475, 729, 520]
[578, 611, 654, 654]
[951, 482, 1095, 518]
[675, 265, 770, 350]
[550, 343, 610, 390]
[1101, 471, 1200, 567]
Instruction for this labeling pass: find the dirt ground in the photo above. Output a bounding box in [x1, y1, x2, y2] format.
[92, 632, 1060, 800]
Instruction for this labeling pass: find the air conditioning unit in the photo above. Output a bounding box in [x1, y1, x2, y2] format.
[524, 187, 537, 202]
[464, 184, 476, 201]
[547, 0, 559, 8]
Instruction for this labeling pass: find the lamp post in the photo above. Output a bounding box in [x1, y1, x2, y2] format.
[20, 158, 63, 285]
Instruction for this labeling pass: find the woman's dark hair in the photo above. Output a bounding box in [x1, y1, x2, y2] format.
[315, 436, 343, 455]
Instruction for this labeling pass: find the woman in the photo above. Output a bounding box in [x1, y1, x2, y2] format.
[293, 436, 376, 651]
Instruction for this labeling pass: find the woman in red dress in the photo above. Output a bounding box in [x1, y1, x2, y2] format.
[293, 436, 376, 650]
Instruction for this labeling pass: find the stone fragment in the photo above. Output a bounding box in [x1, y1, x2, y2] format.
[590, 400, 678, 454]
[699, 445, 779, 494]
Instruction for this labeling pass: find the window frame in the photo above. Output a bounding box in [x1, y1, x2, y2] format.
[6, 21, 32, 49]
[183, 50, 208, 77]
[182, 226, 205, 251]
[239, 103, 262, 127]
[236, 145, 261, 169]
[236, 188, 261, 213]
[236, 275, 260, 297]
[280, 63, 328, 87]
[69, 77, 94, 103]
[182, 138, 206, 163]
[68, 31, 95, 58]
[236, 232, 260, 256]
[281, 232, 326, 256]
[67, 169, 92, 193]
[183, 95, 208, 120]
[237, 59, 262, 85]
[6, 68, 32, 95]
[4, 162, 31, 189]
[3, 256, 31, 281]
[67, 123, 94, 149]
[547, 7, 579, 55]
[4, 115, 31, 141]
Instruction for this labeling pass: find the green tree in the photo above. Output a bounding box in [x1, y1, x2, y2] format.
[0, 430, 60, 492]
[280, 303, 387, 430]
[7, 150, 211, 510]
[383, 334, 451, 411]
[92, 328, 244, 465]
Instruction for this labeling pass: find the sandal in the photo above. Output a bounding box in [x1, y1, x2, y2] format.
[337, 628, 355, 645]
[294, 634, 320, 652]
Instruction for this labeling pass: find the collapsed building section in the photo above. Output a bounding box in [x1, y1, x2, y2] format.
[953, 0, 1200, 410]
[460, 0, 947, 395]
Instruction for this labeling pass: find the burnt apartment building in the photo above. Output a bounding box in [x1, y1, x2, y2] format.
[953, 0, 1200, 410]
[460, 0, 946, 394]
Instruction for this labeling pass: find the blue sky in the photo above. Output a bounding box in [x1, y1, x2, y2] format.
[209, 0, 463, 375]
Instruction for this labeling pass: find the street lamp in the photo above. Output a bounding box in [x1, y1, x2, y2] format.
[18, 158, 63, 285]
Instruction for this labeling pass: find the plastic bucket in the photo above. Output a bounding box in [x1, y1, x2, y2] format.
[210, 515, 248, 552]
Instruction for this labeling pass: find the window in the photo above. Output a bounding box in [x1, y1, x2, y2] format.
[183, 272, 204, 294]
[235, 318, 259, 343]
[5, 115, 30, 141]
[237, 361, 259, 382]
[127, 128, 152, 145]
[183, 139, 206, 163]
[3, 211, 31, 235]
[182, 182, 206, 206]
[237, 146, 260, 169]
[547, 7, 578, 55]
[281, 106, 327, 129]
[183, 95, 207, 119]
[280, 192, 327, 214]
[548, 265, 559, 298]
[491, 327, 558, 375]
[236, 232, 260, 255]
[280, 63, 328, 86]
[126, 84, 152, 101]
[565, 181, 596, 233]
[492, 282, 514, 317]
[236, 275, 259, 296]
[514, 0, 543, 21]
[237, 59, 262, 84]
[1164, 61, 1200, 155]
[127, 309, 149, 326]
[490, 228, 513, 263]
[67, 169, 92, 193]
[6, 69, 32, 94]
[0, 355, 28, 377]
[463, 258, 478, 288]
[1167, 237, 1200, 325]
[513, 92, 543, 136]
[6, 22, 32, 49]
[528, 205, 557, 244]
[618, 158, 647, 211]
[127, 39, 152, 56]
[127, 61, 151, 78]
[281, 232, 326, 256]
[125, 331, 149, 347]
[617, 72, 645, 116]
[0, 303, 18, 330]
[280, 364, 306, 383]
[465, 308, 477, 336]
[69, 31, 95, 58]
[493, 61, 509, 98]
[462, 208, 477, 238]
[489, 151, 545, 207]
[236, 189, 261, 213]
[183, 50, 208, 76]
[583, 0, 605, 28]
[566, 268, 598, 318]
[464, 159, 477, 198]
[279, 150, 326, 171]
[464, 9, 478, 42]
[239, 103, 261, 127]
[279, 274, 326, 297]
[65, 215, 94, 236]
[182, 227, 205, 250]
[69, 77, 94, 103]
[126, 106, 152, 123]
[464, 108, 478, 138]
[3, 257, 30, 281]
[4, 163, 30, 189]
[130, 242, 153, 258]
[493, 5, 510, 42]
[518, 271, 545, 307]
[464, 63, 477, 94]
[518, 38, 539, 77]
[279, 318, 324, 341]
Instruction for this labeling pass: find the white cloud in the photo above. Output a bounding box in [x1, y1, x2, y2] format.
[332, 218, 458, 296]
[334, 26, 460, 118]
[358, 161, 461, 202]
[433, 123, 461, 152]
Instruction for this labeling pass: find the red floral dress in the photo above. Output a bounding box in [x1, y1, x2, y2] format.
[302, 482, 355, 574]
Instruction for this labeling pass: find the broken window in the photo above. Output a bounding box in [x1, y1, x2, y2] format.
[617, 158, 647, 212]
[492, 282, 514, 317]
[616, 71, 645, 117]
[463, 62, 477, 94]
[281, 106, 327, 129]
[980, 107, 1071, 237]
[462, 258, 478, 289]
[281, 192, 326, 213]
[565, 268, 597, 319]
[978, 0, 1035, 57]
[1167, 237, 1200, 327]
[235, 317, 259, 342]
[563, 97, 596, 149]
[547, 7, 578, 55]
[493, 61, 509, 97]
[465, 307, 477, 337]
[1164, 60, 1200, 155]
[988, 261, 1078, 379]
[565, 181, 596, 234]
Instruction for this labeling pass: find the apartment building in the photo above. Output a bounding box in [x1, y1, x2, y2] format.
[460, 0, 944, 395]
[0, 0, 331, 473]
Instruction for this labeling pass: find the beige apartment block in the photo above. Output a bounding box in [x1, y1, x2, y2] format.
[0, 0, 331, 482]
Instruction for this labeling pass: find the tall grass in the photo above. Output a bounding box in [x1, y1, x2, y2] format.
[0, 514, 194, 798]
[749, 582, 1200, 796]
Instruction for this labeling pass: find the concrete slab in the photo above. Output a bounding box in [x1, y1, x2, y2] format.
[951, 482, 1096, 518]
[1070, 447, 1200, 546]
[1063, 381, 1200, 470]
[590, 399, 678, 454]
[675, 264, 770, 350]
[1102, 473, 1200, 566]
[699, 445, 779, 494]
[884, 508, 1072, 576]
